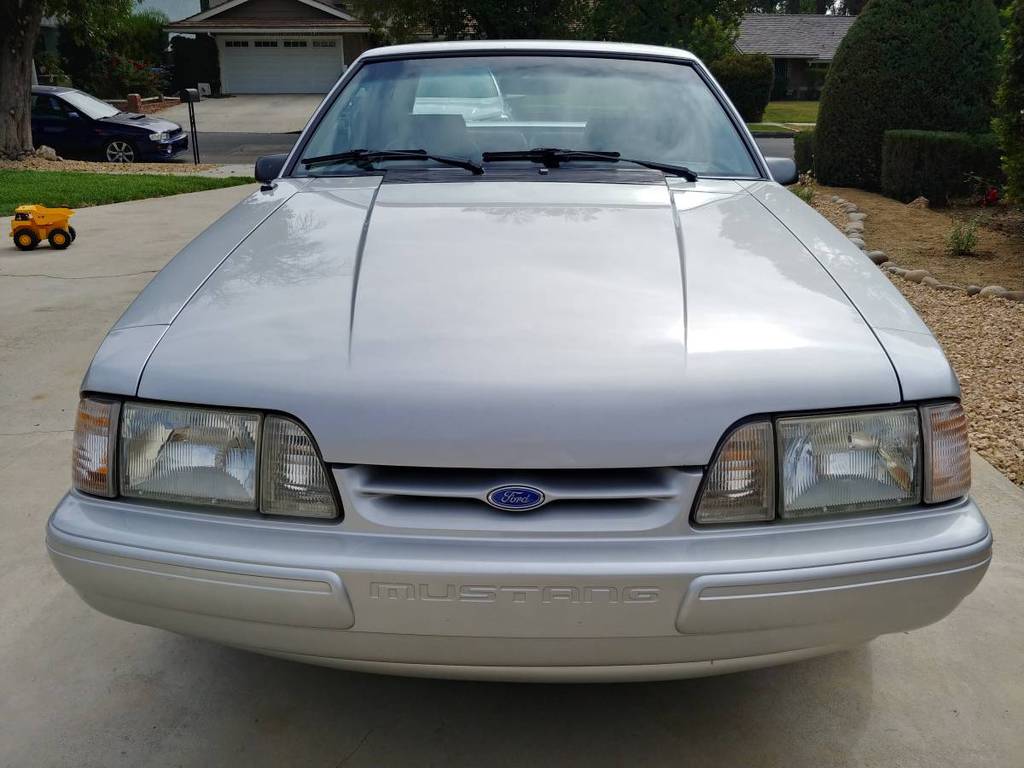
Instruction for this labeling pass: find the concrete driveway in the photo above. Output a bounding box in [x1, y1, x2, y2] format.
[1, 189, 1022, 767]
[160, 94, 324, 134]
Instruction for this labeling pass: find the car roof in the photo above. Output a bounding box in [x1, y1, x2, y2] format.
[360, 40, 700, 63]
[31, 85, 76, 95]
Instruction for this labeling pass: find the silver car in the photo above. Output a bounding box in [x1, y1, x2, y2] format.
[49, 41, 990, 682]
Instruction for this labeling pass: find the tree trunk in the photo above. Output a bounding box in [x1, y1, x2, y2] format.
[0, 1, 44, 159]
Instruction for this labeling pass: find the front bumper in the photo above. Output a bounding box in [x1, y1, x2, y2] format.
[144, 134, 188, 160]
[48, 492, 991, 681]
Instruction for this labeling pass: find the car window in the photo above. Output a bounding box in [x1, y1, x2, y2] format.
[59, 91, 121, 120]
[297, 55, 759, 178]
[33, 95, 69, 118]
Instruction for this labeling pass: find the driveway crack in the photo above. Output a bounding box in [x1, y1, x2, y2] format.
[335, 728, 375, 767]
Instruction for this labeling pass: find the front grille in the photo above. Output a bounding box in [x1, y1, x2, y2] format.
[336, 465, 697, 534]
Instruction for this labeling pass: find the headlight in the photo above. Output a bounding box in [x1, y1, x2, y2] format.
[778, 409, 920, 518]
[695, 404, 968, 525]
[82, 401, 341, 518]
[120, 403, 261, 509]
[149, 131, 170, 142]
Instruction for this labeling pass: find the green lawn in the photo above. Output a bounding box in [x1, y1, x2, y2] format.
[0, 171, 255, 216]
[746, 123, 798, 134]
[762, 101, 820, 124]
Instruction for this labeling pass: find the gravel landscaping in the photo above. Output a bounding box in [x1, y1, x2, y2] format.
[808, 188, 1024, 486]
[0, 156, 218, 175]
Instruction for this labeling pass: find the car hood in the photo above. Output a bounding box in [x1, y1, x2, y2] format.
[137, 177, 901, 467]
[99, 112, 181, 133]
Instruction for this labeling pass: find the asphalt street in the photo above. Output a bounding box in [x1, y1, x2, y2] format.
[0, 187, 1021, 767]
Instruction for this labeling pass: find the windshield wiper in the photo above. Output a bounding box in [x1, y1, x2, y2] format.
[482, 148, 697, 182]
[301, 148, 483, 175]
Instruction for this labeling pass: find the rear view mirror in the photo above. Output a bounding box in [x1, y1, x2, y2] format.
[766, 157, 798, 186]
[255, 153, 288, 185]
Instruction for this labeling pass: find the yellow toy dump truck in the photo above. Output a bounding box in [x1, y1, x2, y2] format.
[10, 205, 76, 251]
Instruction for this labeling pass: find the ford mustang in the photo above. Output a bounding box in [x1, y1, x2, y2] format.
[48, 41, 991, 682]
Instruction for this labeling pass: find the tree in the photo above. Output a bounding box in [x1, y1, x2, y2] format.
[588, 0, 746, 63]
[0, 0, 135, 158]
[814, 0, 1002, 189]
[354, 0, 591, 43]
[994, 0, 1024, 201]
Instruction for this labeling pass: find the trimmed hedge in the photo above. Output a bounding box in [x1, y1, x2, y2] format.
[994, 0, 1024, 202]
[710, 54, 773, 123]
[794, 130, 815, 175]
[880, 131, 1002, 204]
[814, 0, 1002, 190]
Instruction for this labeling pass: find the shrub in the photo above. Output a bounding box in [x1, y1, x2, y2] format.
[709, 53, 774, 122]
[814, 0, 1002, 190]
[171, 34, 221, 95]
[791, 184, 815, 204]
[947, 218, 980, 256]
[794, 130, 815, 175]
[880, 131, 1003, 205]
[994, 0, 1024, 202]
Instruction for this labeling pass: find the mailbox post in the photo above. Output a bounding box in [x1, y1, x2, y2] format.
[180, 88, 201, 165]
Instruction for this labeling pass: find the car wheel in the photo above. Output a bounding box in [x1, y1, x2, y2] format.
[14, 230, 39, 251]
[68, 226, 77, 242]
[48, 228, 72, 250]
[104, 139, 136, 163]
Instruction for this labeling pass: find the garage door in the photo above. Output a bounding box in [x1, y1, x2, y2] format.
[221, 38, 343, 94]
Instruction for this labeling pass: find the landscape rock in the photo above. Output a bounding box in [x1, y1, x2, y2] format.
[34, 145, 60, 161]
[845, 221, 865, 233]
[908, 196, 929, 209]
[848, 212, 867, 221]
[867, 252, 888, 265]
[966, 285, 982, 295]
[999, 290, 1024, 302]
[849, 237, 866, 248]
[880, 261, 895, 269]
[886, 266, 908, 276]
[831, 196, 842, 203]
[922, 276, 939, 287]
[979, 285, 1008, 297]
[904, 269, 930, 283]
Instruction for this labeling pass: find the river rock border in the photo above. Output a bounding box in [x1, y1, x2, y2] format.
[828, 195, 1024, 303]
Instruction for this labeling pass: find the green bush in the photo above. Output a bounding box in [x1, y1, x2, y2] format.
[814, 0, 1002, 190]
[880, 130, 1003, 204]
[994, 0, 1024, 202]
[947, 217, 980, 256]
[709, 54, 774, 123]
[794, 130, 815, 174]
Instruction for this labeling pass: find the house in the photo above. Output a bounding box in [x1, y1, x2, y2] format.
[166, 0, 373, 94]
[735, 13, 856, 100]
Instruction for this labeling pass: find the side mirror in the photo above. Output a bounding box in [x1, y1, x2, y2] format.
[255, 153, 288, 185]
[765, 157, 798, 186]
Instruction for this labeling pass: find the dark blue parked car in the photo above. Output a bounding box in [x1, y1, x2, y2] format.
[31, 85, 188, 163]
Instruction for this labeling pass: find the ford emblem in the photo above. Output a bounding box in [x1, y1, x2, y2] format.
[486, 485, 546, 511]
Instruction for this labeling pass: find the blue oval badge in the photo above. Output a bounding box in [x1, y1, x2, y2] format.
[486, 485, 546, 511]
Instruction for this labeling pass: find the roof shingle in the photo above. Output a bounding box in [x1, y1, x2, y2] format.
[735, 13, 856, 61]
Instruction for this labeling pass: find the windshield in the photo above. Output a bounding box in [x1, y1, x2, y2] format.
[296, 55, 759, 178]
[60, 90, 121, 120]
